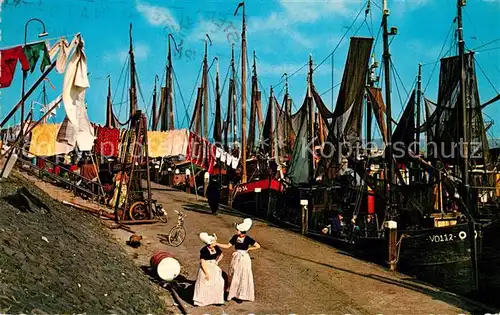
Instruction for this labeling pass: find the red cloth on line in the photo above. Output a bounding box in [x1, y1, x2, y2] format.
[186, 132, 217, 174]
[0, 46, 30, 88]
[95, 126, 120, 157]
[207, 142, 216, 175]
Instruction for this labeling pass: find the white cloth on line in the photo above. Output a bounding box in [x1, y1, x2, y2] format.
[58, 34, 94, 151]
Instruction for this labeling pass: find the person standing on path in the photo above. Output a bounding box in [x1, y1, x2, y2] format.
[207, 178, 221, 214]
[193, 232, 225, 306]
[216, 218, 260, 302]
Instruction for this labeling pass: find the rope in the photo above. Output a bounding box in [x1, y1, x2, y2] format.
[423, 19, 456, 94]
[473, 53, 500, 94]
[272, 62, 308, 90]
[313, 1, 368, 72]
[172, 67, 190, 129]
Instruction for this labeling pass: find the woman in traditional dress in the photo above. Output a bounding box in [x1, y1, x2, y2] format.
[216, 218, 260, 302]
[193, 232, 225, 306]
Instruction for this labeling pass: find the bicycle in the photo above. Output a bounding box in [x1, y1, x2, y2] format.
[168, 210, 187, 247]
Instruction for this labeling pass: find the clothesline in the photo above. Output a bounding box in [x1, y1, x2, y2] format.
[0, 32, 80, 51]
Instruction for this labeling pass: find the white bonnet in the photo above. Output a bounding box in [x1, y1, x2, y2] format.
[199, 232, 217, 244]
[236, 218, 253, 232]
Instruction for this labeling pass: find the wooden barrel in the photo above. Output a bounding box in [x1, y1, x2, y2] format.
[150, 251, 181, 281]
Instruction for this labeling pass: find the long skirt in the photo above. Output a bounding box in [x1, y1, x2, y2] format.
[227, 250, 255, 301]
[193, 260, 225, 306]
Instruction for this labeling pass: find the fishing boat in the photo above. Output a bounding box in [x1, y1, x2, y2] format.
[274, 0, 500, 300]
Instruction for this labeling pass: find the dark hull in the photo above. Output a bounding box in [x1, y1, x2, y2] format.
[478, 218, 500, 307]
[398, 223, 476, 296]
[231, 179, 282, 218]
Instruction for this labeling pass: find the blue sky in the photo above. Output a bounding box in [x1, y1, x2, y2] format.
[1, 0, 500, 138]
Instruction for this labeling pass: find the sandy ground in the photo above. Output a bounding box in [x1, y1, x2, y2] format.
[19, 172, 495, 314]
[106, 181, 493, 315]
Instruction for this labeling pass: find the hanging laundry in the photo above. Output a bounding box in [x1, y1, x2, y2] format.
[23, 42, 51, 73]
[231, 157, 239, 169]
[0, 46, 30, 88]
[226, 154, 233, 167]
[57, 34, 95, 151]
[165, 129, 189, 157]
[207, 143, 217, 174]
[148, 131, 168, 158]
[95, 126, 120, 157]
[30, 124, 60, 157]
[48, 37, 70, 73]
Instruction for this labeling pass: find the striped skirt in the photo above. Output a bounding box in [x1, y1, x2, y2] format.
[228, 250, 255, 301]
[193, 260, 225, 306]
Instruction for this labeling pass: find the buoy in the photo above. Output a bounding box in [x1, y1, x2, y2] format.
[150, 251, 181, 281]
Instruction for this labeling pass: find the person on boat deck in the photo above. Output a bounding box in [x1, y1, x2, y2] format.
[216, 218, 260, 302]
[193, 232, 225, 307]
[207, 178, 221, 215]
[331, 210, 344, 237]
[359, 214, 378, 237]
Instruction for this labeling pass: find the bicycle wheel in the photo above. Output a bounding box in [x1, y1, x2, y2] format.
[129, 201, 148, 221]
[168, 226, 186, 247]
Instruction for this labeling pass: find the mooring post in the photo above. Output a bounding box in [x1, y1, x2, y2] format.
[386, 220, 398, 271]
[255, 187, 261, 217]
[300, 199, 309, 235]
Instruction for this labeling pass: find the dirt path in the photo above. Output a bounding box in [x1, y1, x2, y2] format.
[21, 173, 493, 314]
[108, 182, 491, 315]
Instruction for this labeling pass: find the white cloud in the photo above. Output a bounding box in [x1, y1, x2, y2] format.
[247, 0, 362, 48]
[104, 43, 150, 63]
[186, 19, 239, 46]
[136, 0, 180, 32]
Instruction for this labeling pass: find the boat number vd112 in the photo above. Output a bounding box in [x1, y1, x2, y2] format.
[428, 230, 475, 242]
[429, 234, 456, 242]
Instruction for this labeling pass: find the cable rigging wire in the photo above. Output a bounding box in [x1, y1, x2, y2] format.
[422, 18, 456, 94]
[172, 67, 191, 129]
[313, 2, 368, 73]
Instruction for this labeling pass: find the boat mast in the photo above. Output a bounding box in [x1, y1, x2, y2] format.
[41, 81, 47, 124]
[106, 76, 114, 128]
[202, 34, 210, 139]
[235, 2, 247, 183]
[129, 23, 137, 118]
[457, 0, 469, 211]
[367, 54, 377, 148]
[152, 75, 158, 130]
[382, 0, 395, 217]
[167, 34, 175, 130]
[308, 54, 314, 183]
[214, 58, 222, 143]
[231, 44, 237, 150]
[457, 0, 478, 292]
[415, 63, 422, 182]
[269, 86, 274, 158]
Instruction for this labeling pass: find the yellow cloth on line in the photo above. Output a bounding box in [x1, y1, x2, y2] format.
[148, 131, 169, 158]
[30, 124, 59, 157]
